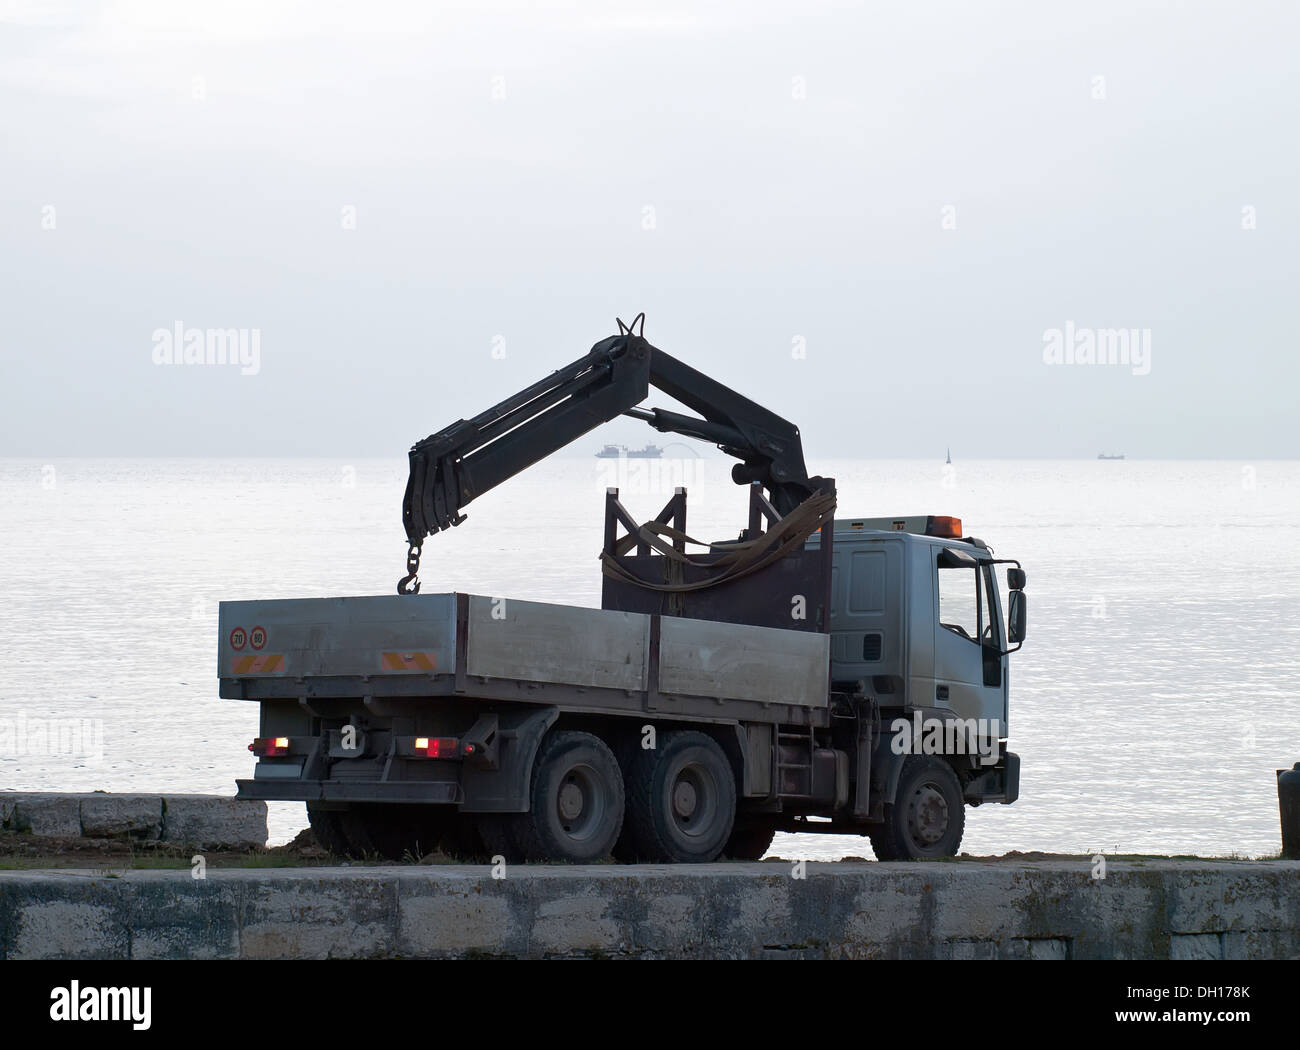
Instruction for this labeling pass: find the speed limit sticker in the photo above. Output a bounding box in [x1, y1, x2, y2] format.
[230, 627, 247, 651]
[250, 625, 268, 651]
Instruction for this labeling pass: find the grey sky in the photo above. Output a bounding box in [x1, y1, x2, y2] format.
[1, 1, 1296, 459]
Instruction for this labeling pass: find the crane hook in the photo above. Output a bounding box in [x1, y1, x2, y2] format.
[397, 542, 423, 595]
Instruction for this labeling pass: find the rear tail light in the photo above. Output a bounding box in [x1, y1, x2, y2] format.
[413, 736, 459, 758]
[249, 736, 291, 757]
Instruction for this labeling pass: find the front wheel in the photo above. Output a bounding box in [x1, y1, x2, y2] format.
[870, 756, 965, 860]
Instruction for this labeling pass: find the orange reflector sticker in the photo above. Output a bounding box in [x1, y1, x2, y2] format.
[381, 651, 437, 672]
[232, 653, 286, 674]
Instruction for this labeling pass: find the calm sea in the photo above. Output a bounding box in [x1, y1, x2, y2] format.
[2, 456, 1297, 858]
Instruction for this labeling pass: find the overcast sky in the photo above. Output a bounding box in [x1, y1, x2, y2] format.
[1, 0, 1296, 460]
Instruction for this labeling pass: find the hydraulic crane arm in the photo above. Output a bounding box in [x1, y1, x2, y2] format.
[398, 315, 827, 592]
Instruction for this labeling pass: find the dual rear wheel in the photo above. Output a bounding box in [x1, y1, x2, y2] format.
[616, 730, 737, 863]
[498, 730, 626, 862]
[498, 728, 738, 863]
[307, 801, 461, 861]
[310, 727, 743, 864]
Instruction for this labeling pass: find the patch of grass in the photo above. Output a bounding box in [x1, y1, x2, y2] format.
[224, 853, 342, 868]
[120, 856, 191, 870]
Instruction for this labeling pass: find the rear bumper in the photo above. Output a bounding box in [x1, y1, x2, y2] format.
[235, 779, 461, 804]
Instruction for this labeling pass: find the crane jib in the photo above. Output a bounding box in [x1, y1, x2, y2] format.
[396, 317, 830, 594]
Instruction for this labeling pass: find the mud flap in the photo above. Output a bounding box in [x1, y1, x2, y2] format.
[459, 707, 560, 812]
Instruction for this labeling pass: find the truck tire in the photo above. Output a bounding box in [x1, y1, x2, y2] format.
[724, 819, 776, 860]
[510, 730, 625, 862]
[338, 806, 383, 858]
[869, 756, 965, 860]
[337, 804, 447, 862]
[625, 730, 736, 863]
[438, 815, 498, 863]
[306, 803, 353, 856]
[473, 815, 523, 864]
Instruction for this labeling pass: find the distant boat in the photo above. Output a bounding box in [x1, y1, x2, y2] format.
[946, 447, 951, 465]
[1098, 453, 1125, 460]
[595, 443, 663, 459]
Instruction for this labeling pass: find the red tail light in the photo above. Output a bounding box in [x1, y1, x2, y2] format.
[249, 736, 291, 757]
[413, 736, 459, 758]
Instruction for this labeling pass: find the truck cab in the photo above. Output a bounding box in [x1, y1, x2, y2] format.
[825, 517, 1011, 735]
[808, 514, 1023, 857]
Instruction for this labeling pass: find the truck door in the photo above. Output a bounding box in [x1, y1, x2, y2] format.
[933, 547, 1005, 741]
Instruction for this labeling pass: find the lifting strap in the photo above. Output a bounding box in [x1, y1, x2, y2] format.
[599, 490, 836, 594]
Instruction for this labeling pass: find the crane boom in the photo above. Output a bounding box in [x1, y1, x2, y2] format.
[398, 315, 829, 592]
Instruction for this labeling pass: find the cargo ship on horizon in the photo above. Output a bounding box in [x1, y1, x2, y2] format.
[595, 443, 664, 459]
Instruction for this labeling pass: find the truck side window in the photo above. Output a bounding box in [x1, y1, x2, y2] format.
[980, 564, 999, 644]
[937, 563, 979, 641]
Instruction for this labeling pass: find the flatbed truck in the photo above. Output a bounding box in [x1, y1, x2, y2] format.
[223, 317, 1025, 862]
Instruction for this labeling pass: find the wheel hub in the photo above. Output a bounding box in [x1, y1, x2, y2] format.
[908, 784, 949, 846]
[672, 778, 698, 819]
[558, 780, 585, 821]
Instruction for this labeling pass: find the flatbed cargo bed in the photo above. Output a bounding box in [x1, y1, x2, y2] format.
[219, 593, 831, 727]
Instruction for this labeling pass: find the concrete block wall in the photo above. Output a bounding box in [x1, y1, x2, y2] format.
[1, 860, 1296, 960]
[0, 793, 267, 848]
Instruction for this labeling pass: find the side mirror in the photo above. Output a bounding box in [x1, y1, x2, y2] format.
[1007, 567, 1027, 590]
[1008, 590, 1027, 644]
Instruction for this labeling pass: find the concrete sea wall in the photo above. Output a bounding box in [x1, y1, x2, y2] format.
[1, 860, 1296, 960]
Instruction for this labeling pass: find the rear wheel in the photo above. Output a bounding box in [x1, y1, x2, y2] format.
[625, 731, 736, 863]
[473, 815, 523, 863]
[870, 756, 965, 860]
[306, 803, 354, 857]
[338, 804, 447, 861]
[338, 806, 384, 857]
[510, 730, 624, 862]
[437, 815, 498, 863]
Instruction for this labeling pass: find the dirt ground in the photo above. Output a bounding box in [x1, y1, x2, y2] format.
[0, 828, 355, 870]
[0, 828, 1249, 870]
